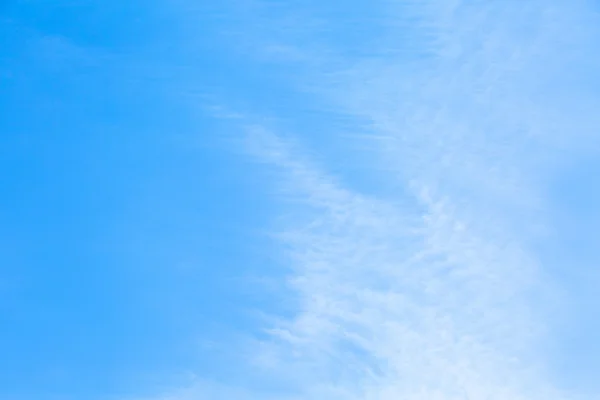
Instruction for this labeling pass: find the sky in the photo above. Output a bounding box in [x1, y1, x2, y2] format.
[1, 1, 600, 399]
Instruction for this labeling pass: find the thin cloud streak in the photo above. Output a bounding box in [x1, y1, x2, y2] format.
[228, 2, 599, 399]
[235, 126, 560, 400]
[144, 0, 600, 399]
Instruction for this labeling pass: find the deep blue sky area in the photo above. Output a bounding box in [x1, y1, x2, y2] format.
[0, 2, 282, 398]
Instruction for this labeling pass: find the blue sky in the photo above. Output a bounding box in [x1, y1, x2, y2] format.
[1, 1, 600, 400]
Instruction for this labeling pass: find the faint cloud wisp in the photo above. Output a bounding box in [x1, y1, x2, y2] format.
[146, 0, 600, 399]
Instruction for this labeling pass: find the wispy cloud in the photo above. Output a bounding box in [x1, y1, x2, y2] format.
[227, 125, 560, 400]
[142, 0, 600, 399]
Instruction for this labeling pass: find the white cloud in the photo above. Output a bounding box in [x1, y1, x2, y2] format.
[229, 125, 561, 400]
[142, 0, 600, 399]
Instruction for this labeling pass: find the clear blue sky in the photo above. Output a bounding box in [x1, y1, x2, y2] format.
[1, 1, 599, 400]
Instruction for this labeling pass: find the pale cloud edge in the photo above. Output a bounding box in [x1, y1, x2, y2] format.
[140, 0, 600, 399]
